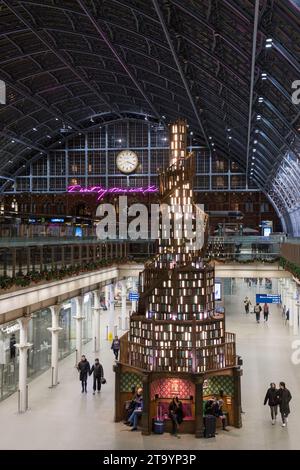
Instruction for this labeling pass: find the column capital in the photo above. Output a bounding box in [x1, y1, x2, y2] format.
[49, 304, 61, 315]
[17, 315, 32, 327]
[15, 342, 32, 350]
[47, 326, 63, 333]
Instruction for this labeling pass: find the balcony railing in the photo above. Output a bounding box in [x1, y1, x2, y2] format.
[119, 330, 237, 373]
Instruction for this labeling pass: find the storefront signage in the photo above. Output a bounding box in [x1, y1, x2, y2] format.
[68, 184, 158, 201]
[256, 294, 281, 304]
[1, 323, 20, 335]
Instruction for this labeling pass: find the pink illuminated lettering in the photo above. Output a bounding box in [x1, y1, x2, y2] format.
[67, 185, 158, 200]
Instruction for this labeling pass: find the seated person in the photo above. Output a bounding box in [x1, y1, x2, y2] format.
[168, 396, 184, 436]
[204, 397, 228, 431]
[124, 386, 137, 423]
[126, 388, 143, 431]
[204, 398, 216, 415]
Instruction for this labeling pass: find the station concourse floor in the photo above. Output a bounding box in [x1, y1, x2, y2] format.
[0, 279, 299, 450]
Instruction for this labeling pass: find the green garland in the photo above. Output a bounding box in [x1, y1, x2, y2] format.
[208, 256, 280, 264]
[0, 257, 129, 291]
[279, 257, 300, 281]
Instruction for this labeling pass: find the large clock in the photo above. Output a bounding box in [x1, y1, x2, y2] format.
[116, 150, 139, 174]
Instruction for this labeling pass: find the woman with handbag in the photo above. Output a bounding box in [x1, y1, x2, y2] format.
[90, 358, 104, 395]
[168, 396, 183, 437]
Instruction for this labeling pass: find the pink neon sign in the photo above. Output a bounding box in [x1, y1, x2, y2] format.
[67, 184, 158, 200]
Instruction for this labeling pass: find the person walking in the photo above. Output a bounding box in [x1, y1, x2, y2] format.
[90, 358, 104, 395]
[282, 304, 286, 319]
[285, 308, 290, 326]
[263, 303, 269, 322]
[254, 303, 262, 323]
[77, 355, 90, 393]
[264, 383, 279, 424]
[278, 382, 292, 427]
[111, 335, 120, 360]
[168, 396, 184, 437]
[243, 296, 252, 314]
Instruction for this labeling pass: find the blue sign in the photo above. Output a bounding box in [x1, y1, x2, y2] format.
[256, 294, 281, 304]
[129, 291, 139, 301]
[50, 218, 65, 223]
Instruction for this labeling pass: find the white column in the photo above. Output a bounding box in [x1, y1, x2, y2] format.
[15, 316, 32, 413]
[105, 285, 110, 310]
[47, 305, 63, 387]
[92, 290, 101, 352]
[121, 280, 127, 330]
[73, 296, 85, 364]
[287, 281, 294, 329]
[293, 294, 299, 335]
[108, 284, 115, 341]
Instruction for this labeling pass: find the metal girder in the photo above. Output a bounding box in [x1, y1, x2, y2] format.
[246, 0, 260, 184]
[3, 1, 122, 119]
[179, 33, 248, 86]
[151, 0, 210, 148]
[44, 24, 250, 109]
[263, 99, 298, 135]
[0, 131, 46, 154]
[76, 0, 162, 122]
[170, 0, 249, 61]
[0, 76, 80, 132]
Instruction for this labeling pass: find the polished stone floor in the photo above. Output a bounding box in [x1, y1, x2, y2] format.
[0, 278, 299, 450]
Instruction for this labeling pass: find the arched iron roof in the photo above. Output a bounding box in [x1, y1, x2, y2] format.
[0, 0, 299, 202]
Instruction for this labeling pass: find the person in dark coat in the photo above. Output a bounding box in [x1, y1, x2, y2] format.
[168, 397, 184, 436]
[278, 381, 292, 427]
[90, 358, 104, 395]
[254, 303, 262, 323]
[264, 382, 279, 424]
[77, 355, 90, 393]
[263, 303, 269, 322]
[111, 336, 120, 360]
[10, 334, 16, 359]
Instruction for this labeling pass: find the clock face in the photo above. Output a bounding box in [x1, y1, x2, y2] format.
[116, 150, 139, 174]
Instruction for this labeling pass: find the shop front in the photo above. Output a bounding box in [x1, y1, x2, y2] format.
[0, 296, 93, 402]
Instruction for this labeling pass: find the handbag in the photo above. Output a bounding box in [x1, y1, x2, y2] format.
[101, 377, 107, 384]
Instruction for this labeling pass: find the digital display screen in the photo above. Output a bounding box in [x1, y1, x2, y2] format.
[50, 218, 65, 223]
[215, 282, 222, 301]
[75, 226, 83, 237]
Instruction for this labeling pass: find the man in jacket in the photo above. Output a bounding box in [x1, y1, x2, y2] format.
[254, 303, 262, 323]
[77, 355, 90, 393]
[264, 382, 278, 424]
[90, 358, 104, 395]
[243, 296, 251, 314]
[278, 381, 292, 427]
[111, 336, 120, 360]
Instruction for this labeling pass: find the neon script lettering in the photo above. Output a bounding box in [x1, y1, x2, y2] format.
[67, 185, 158, 200]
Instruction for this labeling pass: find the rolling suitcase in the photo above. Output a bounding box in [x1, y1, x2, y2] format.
[153, 405, 164, 434]
[204, 415, 216, 438]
